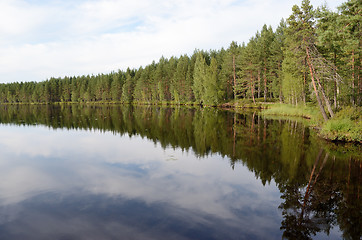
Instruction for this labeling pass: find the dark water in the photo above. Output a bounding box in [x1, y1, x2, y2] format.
[0, 104, 360, 240]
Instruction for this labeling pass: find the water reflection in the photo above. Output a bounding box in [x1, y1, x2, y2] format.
[0, 126, 281, 239]
[0, 104, 360, 240]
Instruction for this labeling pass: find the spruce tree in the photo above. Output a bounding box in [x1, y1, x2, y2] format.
[192, 51, 207, 104]
[203, 57, 223, 105]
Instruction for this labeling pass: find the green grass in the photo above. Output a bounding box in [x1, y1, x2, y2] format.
[222, 98, 276, 109]
[320, 107, 362, 142]
[263, 104, 362, 143]
[262, 103, 320, 120]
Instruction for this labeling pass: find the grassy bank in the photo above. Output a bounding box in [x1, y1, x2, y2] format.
[319, 107, 362, 142]
[220, 98, 277, 109]
[262, 103, 319, 119]
[263, 104, 362, 143]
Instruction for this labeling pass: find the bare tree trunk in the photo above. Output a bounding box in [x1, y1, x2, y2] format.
[251, 75, 256, 104]
[351, 51, 355, 106]
[306, 47, 329, 121]
[311, 64, 335, 118]
[358, 64, 361, 106]
[317, 76, 334, 117]
[258, 69, 261, 98]
[334, 80, 337, 109]
[333, 52, 338, 108]
[278, 62, 283, 103]
[233, 55, 236, 101]
[303, 59, 307, 104]
[264, 59, 267, 102]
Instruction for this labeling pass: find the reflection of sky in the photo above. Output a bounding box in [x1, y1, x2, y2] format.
[0, 124, 285, 239]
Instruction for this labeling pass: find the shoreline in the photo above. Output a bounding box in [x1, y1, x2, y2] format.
[1, 101, 361, 144]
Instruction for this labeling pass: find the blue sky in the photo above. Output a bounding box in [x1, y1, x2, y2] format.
[0, 0, 346, 83]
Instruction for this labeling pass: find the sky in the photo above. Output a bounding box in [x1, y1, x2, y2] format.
[0, 0, 346, 84]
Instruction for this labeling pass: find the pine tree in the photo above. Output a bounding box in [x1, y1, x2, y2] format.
[110, 73, 122, 101]
[154, 57, 167, 102]
[121, 69, 135, 103]
[337, 0, 361, 106]
[285, 0, 333, 120]
[192, 51, 207, 104]
[269, 19, 286, 102]
[238, 38, 258, 103]
[71, 78, 80, 102]
[259, 24, 275, 101]
[221, 42, 241, 101]
[203, 57, 224, 105]
[316, 6, 342, 108]
[171, 55, 189, 103]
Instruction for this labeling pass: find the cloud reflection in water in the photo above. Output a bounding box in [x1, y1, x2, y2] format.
[0, 124, 282, 239]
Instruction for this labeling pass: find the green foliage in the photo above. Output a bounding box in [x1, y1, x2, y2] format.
[192, 51, 207, 103]
[203, 57, 224, 106]
[282, 0, 316, 106]
[264, 104, 362, 142]
[320, 107, 362, 142]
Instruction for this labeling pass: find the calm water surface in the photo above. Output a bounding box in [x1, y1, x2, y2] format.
[0, 105, 360, 240]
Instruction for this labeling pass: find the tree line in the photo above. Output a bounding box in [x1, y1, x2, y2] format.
[0, 0, 360, 116]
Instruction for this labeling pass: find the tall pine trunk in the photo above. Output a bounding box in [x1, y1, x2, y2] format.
[351, 50, 355, 106]
[306, 47, 329, 121]
[315, 74, 334, 118]
[264, 59, 267, 102]
[251, 74, 256, 104]
[233, 55, 236, 101]
[333, 52, 338, 108]
[358, 64, 361, 106]
[310, 60, 334, 118]
[303, 59, 307, 104]
[258, 69, 261, 98]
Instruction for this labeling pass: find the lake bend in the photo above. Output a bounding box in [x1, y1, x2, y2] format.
[0, 104, 360, 240]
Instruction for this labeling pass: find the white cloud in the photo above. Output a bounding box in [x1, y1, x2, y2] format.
[0, 0, 346, 83]
[0, 0, 45, 38]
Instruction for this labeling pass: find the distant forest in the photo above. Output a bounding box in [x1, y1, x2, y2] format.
[0, 0, 360, 115]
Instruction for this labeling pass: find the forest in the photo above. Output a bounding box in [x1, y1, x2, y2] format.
[0, 0, 360, 120]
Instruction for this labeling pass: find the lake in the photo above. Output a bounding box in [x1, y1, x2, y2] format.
[0, 104, 360, 240]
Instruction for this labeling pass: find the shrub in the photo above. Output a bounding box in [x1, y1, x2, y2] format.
[320, 107, 362, 142]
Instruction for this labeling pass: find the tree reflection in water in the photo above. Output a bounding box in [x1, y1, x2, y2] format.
[0, 104, 360, 239]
